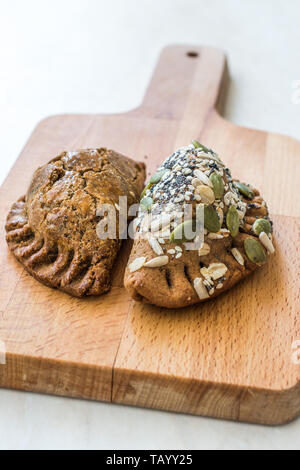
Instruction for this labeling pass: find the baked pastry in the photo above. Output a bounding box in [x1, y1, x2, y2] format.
[6, 148, 145, 297]
[124, 142, 275, 308]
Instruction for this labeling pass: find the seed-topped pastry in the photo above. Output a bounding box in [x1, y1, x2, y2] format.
[124, 141, 274, 308]
[6, 148, 145, 297]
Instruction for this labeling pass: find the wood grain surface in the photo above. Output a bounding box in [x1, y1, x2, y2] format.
[0, 45, 299, 425]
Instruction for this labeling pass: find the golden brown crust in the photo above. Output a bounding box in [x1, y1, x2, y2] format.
[6, 148, 145, 297]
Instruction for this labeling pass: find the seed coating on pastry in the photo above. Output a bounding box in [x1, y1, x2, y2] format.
[6, 148, 145, 297]
[124, 142, 274, 308]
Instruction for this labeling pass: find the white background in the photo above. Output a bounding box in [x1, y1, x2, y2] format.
[0, 0, 299, 450]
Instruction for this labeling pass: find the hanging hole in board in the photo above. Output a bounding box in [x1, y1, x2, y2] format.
[186, 51, 199, 58]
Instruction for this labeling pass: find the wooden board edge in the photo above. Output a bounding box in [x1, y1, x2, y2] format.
[0, 352, 113, 403]
[1, 352, 299, 425]
[111, 368, 300, 426]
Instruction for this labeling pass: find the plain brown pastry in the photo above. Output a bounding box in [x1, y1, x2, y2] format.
[124, 142, 275, 309]
[5, 148, 145, 297]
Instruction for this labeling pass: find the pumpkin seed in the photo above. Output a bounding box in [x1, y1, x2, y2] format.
[170, 219, 196, 244]
[192, 140, 211, 153]
[204, 205, 221, 233]
[226, 205, 240, 237]
[149, 169, 168, 185]
[252, 218, 271, 236]
[233, 181, 254, 199]
[244, 238, 267, 265]
[140, 196, 153, 212]
[140, 182, 152, 200]
[209, 172, 224, 199]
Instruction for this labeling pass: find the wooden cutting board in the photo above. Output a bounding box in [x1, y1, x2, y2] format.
[0, 45, 299, 425]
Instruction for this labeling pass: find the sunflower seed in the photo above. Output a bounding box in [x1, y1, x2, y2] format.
[193, 277, 210, 299]
[129, 257, 147, 273]
[231, 247, 244, 265]
[216, 207, 224, 226]
[224, 191, 234, 206]
[148, 236, 164, 255]
[194, 169, 213, 187]
[151, 213, 174, 232]
[144, 256, 169, 268]
[159, 228, 171, 239]
[174, 195, 184, 203]
[259, 231, 275, 254]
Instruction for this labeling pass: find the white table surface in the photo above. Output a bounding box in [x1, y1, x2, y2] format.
[0, 0, 299, 450]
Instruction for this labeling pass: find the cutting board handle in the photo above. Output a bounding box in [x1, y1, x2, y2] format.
[137, 45, 228, 127]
